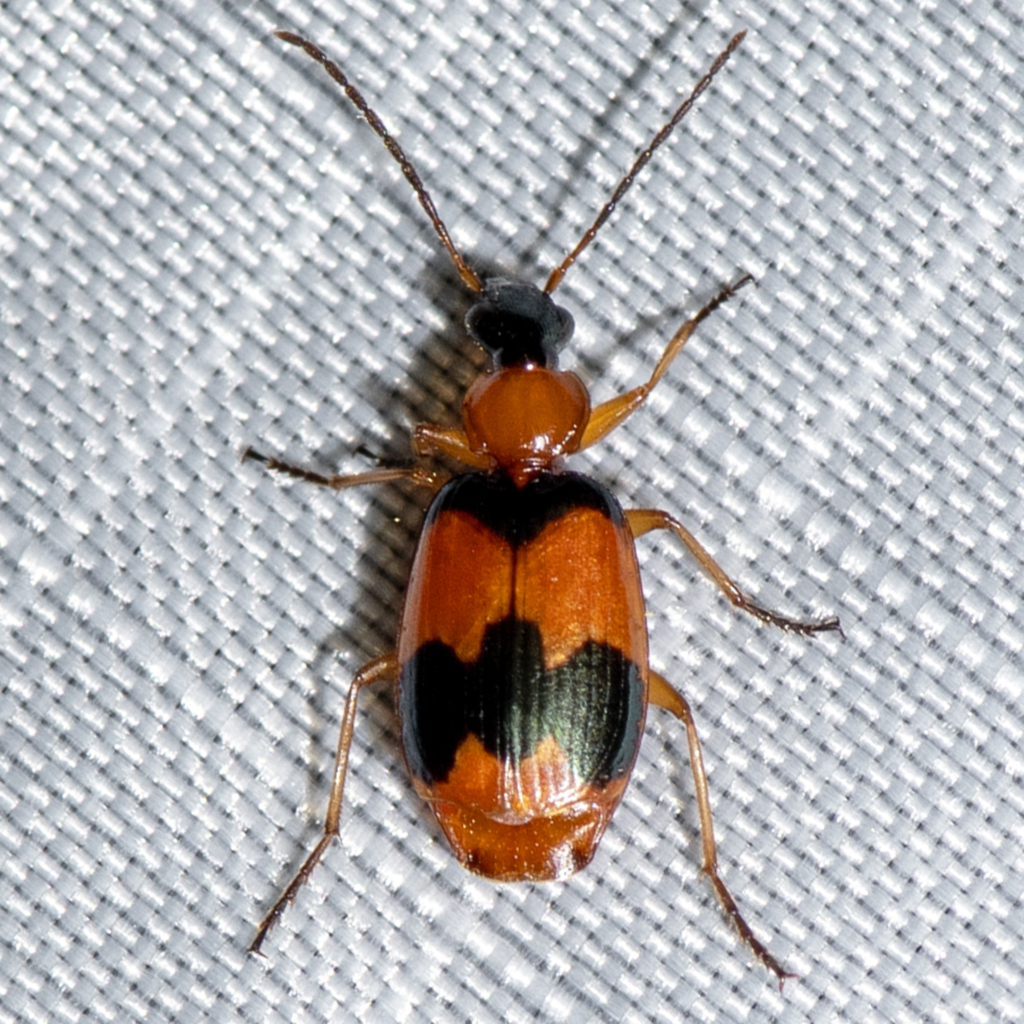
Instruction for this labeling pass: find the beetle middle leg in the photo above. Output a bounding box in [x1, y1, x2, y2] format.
[250, 653, 398, 955]
[628, 509, 841, 635]
[648, 671, 794, 988]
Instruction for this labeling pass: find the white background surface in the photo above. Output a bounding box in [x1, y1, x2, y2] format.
[2, 0, 1022, 1021]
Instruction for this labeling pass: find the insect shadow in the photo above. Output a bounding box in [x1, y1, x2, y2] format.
[298, 252, 496, 847]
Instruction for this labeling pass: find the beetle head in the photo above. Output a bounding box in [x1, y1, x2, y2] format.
[466, 279, 575, 369]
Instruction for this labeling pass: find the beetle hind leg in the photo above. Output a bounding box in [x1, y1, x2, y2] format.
[649, 672, 794, 988]
[250, 654, 398, 955]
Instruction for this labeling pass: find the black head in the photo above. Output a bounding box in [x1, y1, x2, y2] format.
[465, 278, 575, 369]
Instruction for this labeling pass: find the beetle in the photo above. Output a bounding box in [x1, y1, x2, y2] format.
[245, 28, 842, 985]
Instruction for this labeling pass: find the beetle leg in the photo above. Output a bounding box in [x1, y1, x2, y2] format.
[411, 423, 494, 469]
[627, 509, 842, 636]
[579, 275, 753, 451]
[648, 671, 794, 988]
[250, 653, 398, 955]
[242, 447, 441, 492]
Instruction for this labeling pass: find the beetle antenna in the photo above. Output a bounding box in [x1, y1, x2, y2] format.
[276, 30, 484, 293]
[544, 31, 745, 294]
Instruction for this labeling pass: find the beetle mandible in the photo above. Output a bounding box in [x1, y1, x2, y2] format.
[245, 28, 842, 985]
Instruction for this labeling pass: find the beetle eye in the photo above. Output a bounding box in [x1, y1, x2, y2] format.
[553, 306, 575, 351]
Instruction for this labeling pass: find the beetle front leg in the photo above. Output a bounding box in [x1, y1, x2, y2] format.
[242, 447, 441, 492]
[411, 423, 493, 470]
[250, 653, 398, 955]
[649, 671, 794, 988]
[627, 509, 842, 636]
[579, 275, 753, 451]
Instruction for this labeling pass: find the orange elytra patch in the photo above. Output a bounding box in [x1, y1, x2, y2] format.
[420, 734, 627, 881]
[515, 506, 648, 672]
[398, 510, 512, 665]
[399, 503, 647, 675]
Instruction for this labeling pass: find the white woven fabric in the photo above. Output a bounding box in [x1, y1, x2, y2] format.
[3, 1, 1021, 1021]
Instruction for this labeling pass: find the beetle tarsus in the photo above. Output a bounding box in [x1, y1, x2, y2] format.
[743, 600, 844, 637]
[250, 832, 337, 955]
